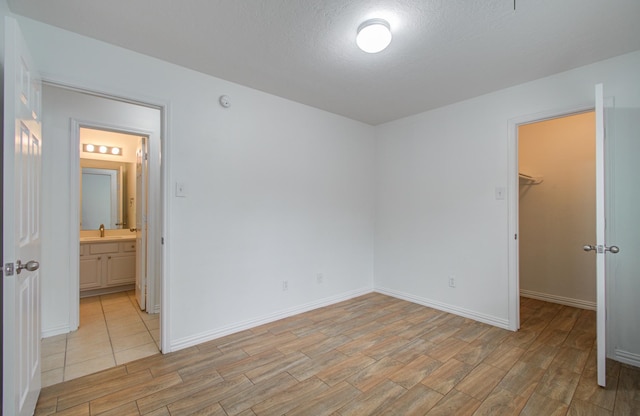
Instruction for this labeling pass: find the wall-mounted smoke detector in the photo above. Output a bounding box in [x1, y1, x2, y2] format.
[219, 95, 231, 108]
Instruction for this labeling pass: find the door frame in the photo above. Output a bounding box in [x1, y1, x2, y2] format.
[507, 103, 594, 330]
[43, 80, 171, 353]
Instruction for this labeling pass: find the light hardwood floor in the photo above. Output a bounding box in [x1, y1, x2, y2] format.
[35, 293, 639, 415]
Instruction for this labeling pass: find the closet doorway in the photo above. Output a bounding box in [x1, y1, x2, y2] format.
[518, 111, 596, 310]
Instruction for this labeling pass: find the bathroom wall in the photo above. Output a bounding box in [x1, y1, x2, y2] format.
[80, 129, 139, 231]
[518, 112, 596, 308]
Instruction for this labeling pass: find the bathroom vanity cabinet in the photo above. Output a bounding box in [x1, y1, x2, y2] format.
[80, 239, 136, 296]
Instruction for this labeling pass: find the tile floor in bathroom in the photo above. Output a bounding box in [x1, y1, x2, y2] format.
[40, 290, 160, 387]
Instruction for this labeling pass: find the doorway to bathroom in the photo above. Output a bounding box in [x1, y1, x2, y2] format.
[39, 84, 164, 385]
[78, 127, 151, 309]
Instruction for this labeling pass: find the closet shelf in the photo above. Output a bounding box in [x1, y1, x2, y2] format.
[519, 172, 543, 184]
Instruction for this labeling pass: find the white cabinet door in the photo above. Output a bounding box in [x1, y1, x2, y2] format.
[107, 253, 136, 286]
[3, 17, 43, 416]
[79, 256, 102, 290]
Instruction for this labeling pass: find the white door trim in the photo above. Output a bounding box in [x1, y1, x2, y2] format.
[43, 79, 172, 353]
[507, 103, 594, 330]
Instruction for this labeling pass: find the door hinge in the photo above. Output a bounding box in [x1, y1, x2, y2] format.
[515, 234, 518, 240]
[144, 152, 148, 161]
[4, 262, 15, 276]
[161, 237, 164, 245]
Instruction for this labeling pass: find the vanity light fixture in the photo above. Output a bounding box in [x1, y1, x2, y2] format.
[356, 18, 392, 53]
[83, 143, 122, 156]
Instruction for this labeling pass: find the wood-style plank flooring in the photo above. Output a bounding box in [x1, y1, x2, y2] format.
[35, 293, 640, 415]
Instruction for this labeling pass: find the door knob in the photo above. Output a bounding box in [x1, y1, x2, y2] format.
[583, 244, 620, 253]
[16, 260, 40, 274]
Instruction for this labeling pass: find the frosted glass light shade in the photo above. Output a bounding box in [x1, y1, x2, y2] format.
[356, 19, 392, 53]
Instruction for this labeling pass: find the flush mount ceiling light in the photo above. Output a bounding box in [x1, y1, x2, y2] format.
[356, 18, 392, 53]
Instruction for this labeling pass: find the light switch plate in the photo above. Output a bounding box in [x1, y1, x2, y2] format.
[176, 182, 187, 197]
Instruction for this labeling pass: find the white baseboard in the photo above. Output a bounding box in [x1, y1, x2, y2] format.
[520, 289, 596, 310]
[169, 287, 374, 352]
[42, 324, 71, 339]
[375, 286, 511, 330]
[614, 349, 640, 368]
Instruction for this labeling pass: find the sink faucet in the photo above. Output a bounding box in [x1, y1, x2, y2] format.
[99, 224, 105, 237]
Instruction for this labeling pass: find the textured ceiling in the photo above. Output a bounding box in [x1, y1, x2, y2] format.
[8, 0, 640, 125]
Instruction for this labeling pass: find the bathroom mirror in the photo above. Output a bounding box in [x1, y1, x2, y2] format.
[80, 159, 133, 230]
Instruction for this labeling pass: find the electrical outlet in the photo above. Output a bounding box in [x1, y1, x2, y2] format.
[316, 273, 324, 284]
[282, 280, 288, 291]
[448, 276, 456, 288]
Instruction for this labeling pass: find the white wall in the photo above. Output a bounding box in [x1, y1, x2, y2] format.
[0, 5, 7, 61]
[519, 113, 596, 308]
[375, 51, 640, 364]
[375, 97, 514, 327]
[15, 16, 375, 350]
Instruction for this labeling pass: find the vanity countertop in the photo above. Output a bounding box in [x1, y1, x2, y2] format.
[80, 235, 136, 243]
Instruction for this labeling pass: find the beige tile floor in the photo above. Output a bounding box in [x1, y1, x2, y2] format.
[40, 291, 160, 387]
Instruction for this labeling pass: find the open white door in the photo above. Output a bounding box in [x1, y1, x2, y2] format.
[594, 83, 607, 387]
[587, 83, 619, 387]
[135, 137, 148, 310]
[3, 17, 43, 416]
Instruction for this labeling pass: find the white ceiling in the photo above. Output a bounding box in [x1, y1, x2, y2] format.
[8, 0, 640, 125]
